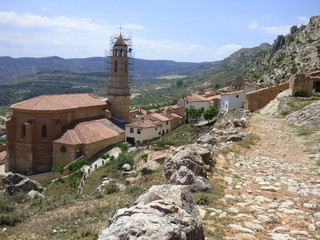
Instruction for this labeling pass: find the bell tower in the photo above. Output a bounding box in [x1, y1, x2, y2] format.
[107, 34, 131, 121]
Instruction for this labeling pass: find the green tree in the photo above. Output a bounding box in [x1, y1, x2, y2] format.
[203, 106, 219, 123]
[117, 142, 129, 154]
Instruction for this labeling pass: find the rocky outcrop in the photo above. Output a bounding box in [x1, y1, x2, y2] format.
[215, 109, 251, 129]
[164, 144, 215, 192]
[285, 100, 320, 126]
[3, 172, 43, 195]
[98, 185, 204, 240]
[271, 35, 285, 54]
[260, 89, 292, 116]
[197, 109, 251, 147]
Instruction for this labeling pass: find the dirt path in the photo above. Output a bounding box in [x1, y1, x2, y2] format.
[206, 113, 320, 240]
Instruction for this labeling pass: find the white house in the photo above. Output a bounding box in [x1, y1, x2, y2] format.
[220, 90, 246, 111]
[125, 113, 182, 145]
[183, 93, 211, 112]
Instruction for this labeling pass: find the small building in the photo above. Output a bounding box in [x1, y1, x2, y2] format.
[125, 113, 182, 145]
[220, 90, 246, 111]
[183, 93, 211, 112]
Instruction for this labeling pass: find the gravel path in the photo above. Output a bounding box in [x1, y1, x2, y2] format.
[207, 114, 320, 240]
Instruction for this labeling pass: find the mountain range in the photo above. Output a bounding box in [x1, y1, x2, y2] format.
[0, 15, 319, 108]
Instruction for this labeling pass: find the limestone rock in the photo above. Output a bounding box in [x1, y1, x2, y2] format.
[286, 100, 320, 126]
[27, 190, 45, 199]
[164, 144, 215, 192]
[260, 89, 292, 116]
[138, 160, 161, 175]
[98, 184, 204, 240]
[3, 172, 43, 195]
[122, 164, 132, 171]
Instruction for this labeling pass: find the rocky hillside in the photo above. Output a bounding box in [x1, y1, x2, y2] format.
[205, 15, 320, 87]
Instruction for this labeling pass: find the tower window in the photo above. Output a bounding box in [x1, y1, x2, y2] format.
[22, 125, 26, 137]
[114, 60, 118, 72]
[114, 49, 118, 56]
[42, 125, 47, 138]
[120, 49, 123, 57]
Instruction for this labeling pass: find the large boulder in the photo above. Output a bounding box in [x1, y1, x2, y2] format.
[286, 100, 320, 126]
[260, 89, 292, 116]
[164, 144, 215, 192]
[98, 185, 205, 240]
[3, 172, 43, 195]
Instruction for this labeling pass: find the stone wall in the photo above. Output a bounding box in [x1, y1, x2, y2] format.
[244, 83, 289, 111]
[289, 73, 313, 97]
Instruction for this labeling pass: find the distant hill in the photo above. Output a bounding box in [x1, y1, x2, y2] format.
[203, 15, 320, 87]
[0, 56, 219, 83]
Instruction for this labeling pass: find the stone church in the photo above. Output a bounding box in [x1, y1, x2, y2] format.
[5, 34, 131, 175]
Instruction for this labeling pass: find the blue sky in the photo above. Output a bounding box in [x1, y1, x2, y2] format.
[0, 0, 319, 62]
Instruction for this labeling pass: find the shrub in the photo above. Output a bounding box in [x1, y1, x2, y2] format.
[193, 192, 211, 205]
[117, 142, 129, 153]
[104, 182, 119, 194]
[100, 153, 110, 159]
[68, 170, 83, 188]
[0, 212, 27, 226]
[41, 179, 53, 188]
[68, 160, 90, 172]
[51, 166, 64, 174]
[275, 55, 284, 62]
[140, 153, 148, 162]
[116, 153, 134, 170]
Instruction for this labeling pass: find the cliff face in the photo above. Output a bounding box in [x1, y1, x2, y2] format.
[218, 16, 320, 86]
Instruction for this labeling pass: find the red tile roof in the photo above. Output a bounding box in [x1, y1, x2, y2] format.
[185, 93, 209, 102]
[149, 113, 171, 122]
[54, 117, 124, 145]
[244, 82, 262, 88]
[221, 90, 244, 96]
[11, 93, 106, 111]
[126, 119, 158, 128]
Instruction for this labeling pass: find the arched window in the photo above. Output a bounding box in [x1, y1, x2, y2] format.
[120, 49, 123, 57]
[114, 60, 118, 72]
[22, 125, 26, 137]
[42, 125, 47, 138]
[114, 49, 118, 56]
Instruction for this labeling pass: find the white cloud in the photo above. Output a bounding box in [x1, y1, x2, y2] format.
[213, 44, 243, 59]
[248, 21, 259, 29]
[297, 16, 309, 24]
[41, 8, 48, 11]
[259, 25, 291, 35]
[0, 11, 238, 62]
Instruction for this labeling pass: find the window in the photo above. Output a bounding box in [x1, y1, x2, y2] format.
[236, 95, 239, 98]
[114, 49, 118, 56]
[201, 107, 204, 111]
[130, 128, 134, 133]
[22, 125, 26, 137]
[137, 129, 141, 134]
[61, 145, 67, 153]
[159, 132, 161, 135]
[166, 129, 169, 133]
[120, 49, 123, 57]
[42, 125, 47, 138]
[155, 128, 157, 131]
[114, 60, 118, 72]
[165, 121, 168, 125]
